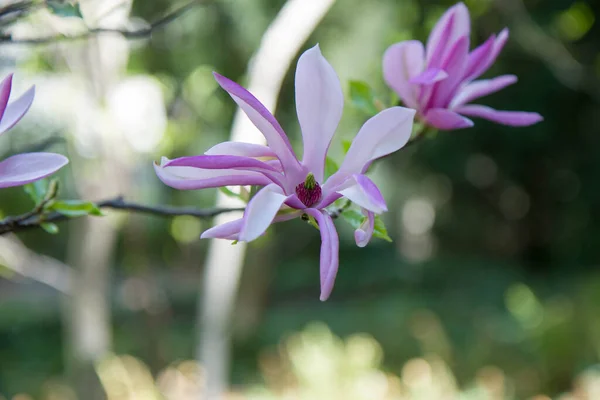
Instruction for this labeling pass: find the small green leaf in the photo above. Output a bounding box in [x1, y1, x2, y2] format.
[49, 200, 104, 217]
[341, 209, 392, 242]
[24, 180, 48, 204]
[324, 156, 339, 179]
[47, 1, 83, 18]
[349, 80, 379, 116]
[341, 139, 352, 154]
[41, 222, 59, 234]
[219, 186, 244, 201]
[372, 215, 392, 242]
[231, 240, 239, 245]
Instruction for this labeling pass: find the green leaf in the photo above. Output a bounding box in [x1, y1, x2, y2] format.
[372, 215, 392, 242]
[324, 156, 339, 179]
[49, 200, 104, 217]
[47, 1, 83, 18]
[41, 222, 59, 234]
[24, 180, 48, 204]
[349, 80, 379, 116]
[341, 139, 352, 154]
[219, 186, 244, 201]
[341, 209, 392, 242]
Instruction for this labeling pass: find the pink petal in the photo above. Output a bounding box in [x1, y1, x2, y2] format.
[0, 85, 34, 135]
[455, 104, 543, 126]
[409, 68, 448, 85]
[0, 74, 13, 123]
[429, 35, 470, 108]
[426, 2, 470, 67]
[154, 156, 271, 190]
[201, 210, 301, 240]
[424, 108, 474, 130]
[239, 184, 288, 242]
[336, 174, 387, 214]
[450, 75, 517, 108]
[165, 155, 285, 188]
[462, 35, 496, 82]
[305, 208, 340, 301]
[0, 152, 68, 188]
[328, 107, 415, 187]
[204, 141, 277, 158]
[201, 219, 244, 240]
[464, 28, 509, 82]
[213, 72, 301, 176]
[296, 45, 344, 182]
[383, 41, 425, 109]
[354, 209, 375, 248]
[166, 155, 279, 172]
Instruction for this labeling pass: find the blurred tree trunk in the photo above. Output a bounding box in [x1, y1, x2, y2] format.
[64, 216, 117, 400]
[197, 1, 336, 397]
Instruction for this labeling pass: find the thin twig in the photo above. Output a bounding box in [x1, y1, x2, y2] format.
[0, 196, 244, 235]
[0, 0, 202, 44]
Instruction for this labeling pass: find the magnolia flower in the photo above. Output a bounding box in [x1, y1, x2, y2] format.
[0, 74, 68, 188]
[155, 45, 415, 301]
[383, 2, 542, 130]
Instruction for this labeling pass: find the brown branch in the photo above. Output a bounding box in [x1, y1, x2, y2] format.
[0, 196, 245, 235]
[0, 0, 203, 44]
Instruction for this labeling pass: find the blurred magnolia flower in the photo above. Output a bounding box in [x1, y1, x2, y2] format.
[0, 74, 68, 188]
[155, 45, 415, 301]
[383, 2, 543, 130]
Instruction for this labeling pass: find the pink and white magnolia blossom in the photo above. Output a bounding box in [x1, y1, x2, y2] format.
[383, 2, 543, 130]
[0, 74, 68, 188]
[155, 45, 415, 301]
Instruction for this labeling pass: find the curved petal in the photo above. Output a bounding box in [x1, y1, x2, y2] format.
[462, 35, 495, 82]
[0, 85, 34, 135]
[201, 210, 302, 241]
[165, 155, 285, 188]
[166, 155, 279, 172]
[330, 107, 415, 185]
[409, 68, 448, 85]
[473, 28, 509, 82]
[0, 74, 13, 122]
[296, 45, 344, 182]
[0, 152, 68, 188]
[336, 174, 387, 214]
[354, 209, 375, 248]
[154, 157, 271, 190]
[213, 73, 301, 176]
[426, 2, 470, 67]
[450, 75, 517, 108]
[383, 41, 425, 109]
[238, 184, 288, 242]
[204, 141, 277, 158]
[429, 35, 470, 108]
[305, 208, 339, 301]
[424, 108, 474, 130]
[201, 219, 244, 240]
[455, 104, 543, 126]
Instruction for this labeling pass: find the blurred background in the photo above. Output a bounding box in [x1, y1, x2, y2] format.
[0, 0, 599, 399]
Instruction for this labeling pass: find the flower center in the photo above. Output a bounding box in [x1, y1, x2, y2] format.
[295, 173, 322, 208]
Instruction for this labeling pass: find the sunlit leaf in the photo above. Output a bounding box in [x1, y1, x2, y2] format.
[341, 139, 352, 154]
[49, 200, 104, 217]
[41, 222, 59, 234]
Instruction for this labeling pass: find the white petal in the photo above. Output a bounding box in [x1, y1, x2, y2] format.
[239, 184, 287, 242]
[296, 45, 344, 182]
